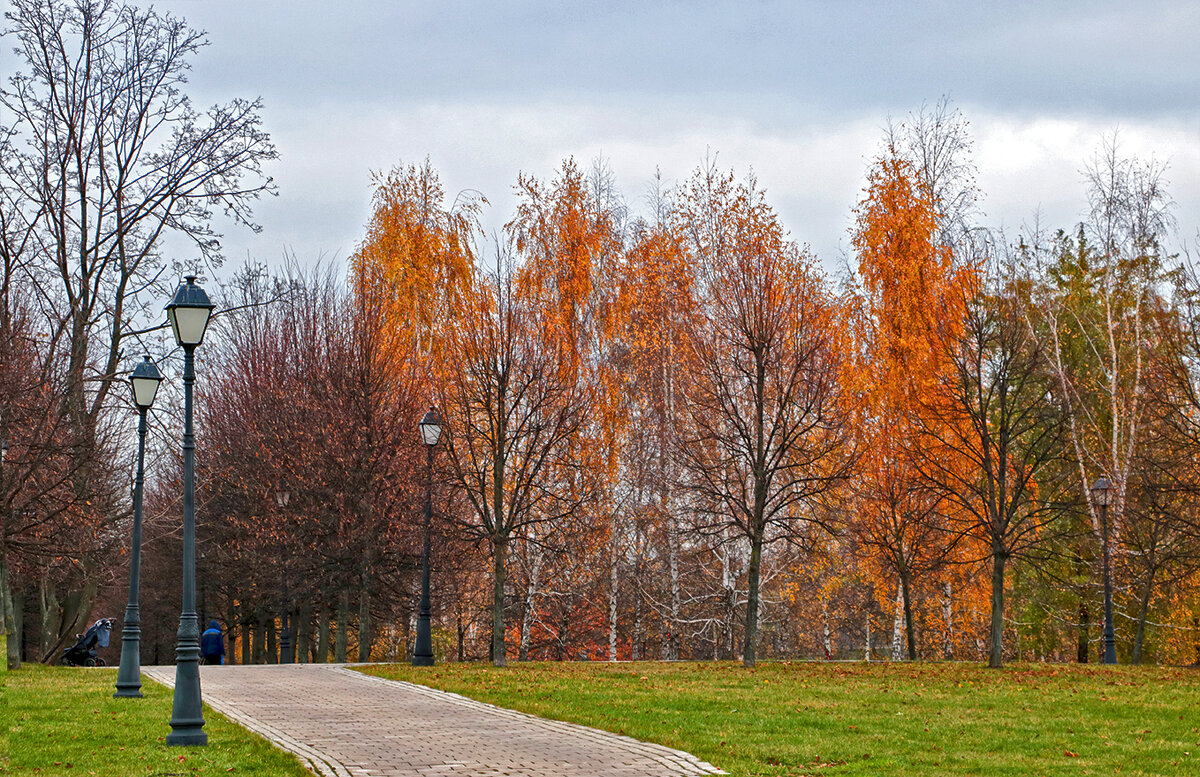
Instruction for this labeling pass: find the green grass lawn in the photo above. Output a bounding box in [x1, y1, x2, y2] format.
[0, 665, 311, 776]
[360, 660, 1200, 777]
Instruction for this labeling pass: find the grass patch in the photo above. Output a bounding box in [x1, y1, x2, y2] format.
[1, 665, 311, 776]
[360, 660, 1200, 777]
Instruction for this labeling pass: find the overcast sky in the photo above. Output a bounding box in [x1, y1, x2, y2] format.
[146, 1, 1200, 272]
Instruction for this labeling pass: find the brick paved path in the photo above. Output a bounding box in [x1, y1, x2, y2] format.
[143, 664, 725, 777]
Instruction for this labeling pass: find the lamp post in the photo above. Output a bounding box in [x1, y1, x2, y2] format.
[412, 407, 442, 667]
[166, 276, 215, 747]
[114, 356, 163, 698]
[1091, 476, 1117, 665]
[275, 489, 293, 664]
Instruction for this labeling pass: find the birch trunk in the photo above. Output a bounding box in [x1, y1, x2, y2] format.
[518, 546, 542, 661]
[891, 582, 904, 661]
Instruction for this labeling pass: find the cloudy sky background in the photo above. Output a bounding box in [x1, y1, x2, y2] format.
[139, 0, 1200, 272]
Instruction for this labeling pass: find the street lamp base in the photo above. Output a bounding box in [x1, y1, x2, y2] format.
[165, 730, 208, 747]
[412, 654, 434, 667]
[113, 685, 144, 699]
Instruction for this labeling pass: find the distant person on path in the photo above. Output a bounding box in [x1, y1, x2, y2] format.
[201, 620, 225, 665]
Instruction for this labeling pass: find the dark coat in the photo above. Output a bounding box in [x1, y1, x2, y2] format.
[201, 620, 224, 657]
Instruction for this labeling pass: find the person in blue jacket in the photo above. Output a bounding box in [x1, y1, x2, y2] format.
[201, 620, 225, 665]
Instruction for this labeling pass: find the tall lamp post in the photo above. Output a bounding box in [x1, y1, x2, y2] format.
[114, 356, 163, 698]
[1091, 476, 1117, 665]
[166, 276, 215, 747]
[275, 489, 293, 664]
[412, 407, 442, 666]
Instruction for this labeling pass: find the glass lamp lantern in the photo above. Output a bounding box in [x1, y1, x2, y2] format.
[166, 276, 216, 348]
[130, 356, 163, 410]
[419, 407, 443, 447]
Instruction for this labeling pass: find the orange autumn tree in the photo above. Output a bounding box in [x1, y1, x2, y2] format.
[508, 158, 626, 659]
[352, 158, 485, 359]
[616, 204, 697, 659]
[849, 145, 975, 660]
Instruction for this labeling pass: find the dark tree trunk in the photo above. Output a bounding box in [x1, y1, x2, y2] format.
[988, 551, 1006, 669]
[742, 533, 763, 667]
[1131, 570, 1155, 665]
[900, 569, 917, 661]
[1077, 599, 1089, 664]
[491, 538, 508, 667]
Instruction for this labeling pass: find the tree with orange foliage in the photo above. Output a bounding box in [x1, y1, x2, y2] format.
[849, 144, 975, 660]
[678, 163, 850, 667]
[616, 185, 697, 659]
[352, 158, 485, 358]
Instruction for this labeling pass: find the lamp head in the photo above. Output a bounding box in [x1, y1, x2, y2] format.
[1090, 476, 1112, 508]
[130, 356, 163, 410]
[419, 407, 443, 447]
[166, 275, 216, 347]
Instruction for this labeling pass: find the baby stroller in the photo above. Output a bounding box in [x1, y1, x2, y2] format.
[59, 617, 114, 666]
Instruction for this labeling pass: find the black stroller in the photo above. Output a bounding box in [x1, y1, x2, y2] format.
[59, 617, 114, 666]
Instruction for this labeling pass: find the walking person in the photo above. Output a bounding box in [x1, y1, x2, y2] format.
[201, 620, 225, 665]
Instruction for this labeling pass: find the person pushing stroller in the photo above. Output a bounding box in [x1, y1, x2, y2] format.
[201, 620, 225, 665]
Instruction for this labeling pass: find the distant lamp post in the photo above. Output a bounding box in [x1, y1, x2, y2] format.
[166, 276, 215, 747]
[114, 356, 162, 699]
[413, 407, 442, 666]
[1090, 476, 1117, 665]
[275, 489, 293, 664]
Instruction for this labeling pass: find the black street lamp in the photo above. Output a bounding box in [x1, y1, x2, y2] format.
[166, 276, 215, 747]
[275, 489, 293, 664]
[412, 407, 442, 667]
[1091, 476, 1117, 665]
[114, 356, 162, 698]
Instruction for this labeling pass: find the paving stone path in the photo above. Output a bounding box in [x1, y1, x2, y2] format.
[143, 664, 725, 777]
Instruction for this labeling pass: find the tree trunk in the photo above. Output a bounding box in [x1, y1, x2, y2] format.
[822, 599, 832, 660]
[316, 607, 330, 663]
[631, 584, 642, 661]
[357, 578, 371, 663]
[1077, 598, 1089, 663]
[988, 550, 1006, 669]
[335, 589, 349, 663]
[456, 612, 465, 662]
[665, 508, 680, 660]
[1, 549, 19, 669]
[942, 580, 954, 660]
[39, 574, 59, 659]
[296, 604, 310, 664]
[253, 616, 266, 664]
[864, 613, 871, 662]
[608, 543, 619, 662]
[1131, 570, 1155, 665]
[742, 533, 763, 667]
[241, 612, 252, 665]
[518, 546, 541, 662]
[891, 583, 904, 661]
[491, 537, 508, 667]
[266, 615, 277, 663]
[900, 569, 916, 661]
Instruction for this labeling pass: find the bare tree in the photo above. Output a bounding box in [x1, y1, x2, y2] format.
[919, 249, 1068, 668]
[439, 249, 590, 667]
[677, 164, 850, 667]
[0, 0, 276, 643]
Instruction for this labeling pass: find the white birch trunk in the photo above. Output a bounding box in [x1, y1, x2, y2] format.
[865, 613, 871, 662]
[518, 546, 542, 661]
[608, 544, 618, 662]
[942, 580, 954, 660]
[891, 582, 904, 661]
